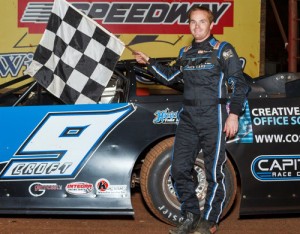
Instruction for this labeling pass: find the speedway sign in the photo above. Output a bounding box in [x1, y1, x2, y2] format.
[1, 0, 261, 85]
[18, 0, 233, 34]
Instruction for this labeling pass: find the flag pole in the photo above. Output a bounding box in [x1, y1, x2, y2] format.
[125, 45, 136, 54]
[125, 45, 149, 64]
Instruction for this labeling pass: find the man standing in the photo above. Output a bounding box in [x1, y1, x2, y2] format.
[134, 6, 249, 234]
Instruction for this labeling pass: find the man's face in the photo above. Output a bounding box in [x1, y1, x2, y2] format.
[189, 10, 214, 42]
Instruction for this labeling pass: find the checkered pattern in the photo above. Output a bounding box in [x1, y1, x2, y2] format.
[25, 0, 125, 104]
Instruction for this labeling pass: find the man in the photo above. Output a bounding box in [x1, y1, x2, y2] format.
[134, 6, 249, 234]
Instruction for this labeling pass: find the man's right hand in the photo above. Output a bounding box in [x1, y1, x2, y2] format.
[133, 51, 150, 64]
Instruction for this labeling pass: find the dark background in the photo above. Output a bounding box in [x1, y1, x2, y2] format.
[265, 0, 298, 74]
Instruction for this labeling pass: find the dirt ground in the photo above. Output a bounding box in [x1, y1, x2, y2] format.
[0, 190, 300, 234]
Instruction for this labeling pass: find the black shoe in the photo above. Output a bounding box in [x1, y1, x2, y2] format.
[169, 212, 201, 234]
[193, 218, 218, 234]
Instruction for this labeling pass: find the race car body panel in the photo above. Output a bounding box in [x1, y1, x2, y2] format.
[0, 101, 179, 214]
[1, 58, 300, 220]
[227, 97, 300, 216]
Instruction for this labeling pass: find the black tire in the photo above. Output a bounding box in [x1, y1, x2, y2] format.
[140, 137, 237, 226]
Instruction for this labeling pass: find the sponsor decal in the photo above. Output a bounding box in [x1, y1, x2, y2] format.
[65, 182, 93, 195]
[251, 155, 300, 181]
[95, 178, 127, 197]
[18, 0, 233, 34]
[250, 105, 300, 144]
[29, 182, 62, 197]
[96, 178, 110, 192]
[153, 108, 179, 124]
[251, 106, 300, 126]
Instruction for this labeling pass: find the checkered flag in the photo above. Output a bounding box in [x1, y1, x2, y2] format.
[25, 0, 125, 104]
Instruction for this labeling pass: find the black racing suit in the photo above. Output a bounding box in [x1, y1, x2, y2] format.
[146, 35, 249, 223]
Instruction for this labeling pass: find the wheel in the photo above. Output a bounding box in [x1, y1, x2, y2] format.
[140, 137, 237, 226]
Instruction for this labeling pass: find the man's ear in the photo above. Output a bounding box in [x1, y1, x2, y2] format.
[210, 22, 214, 30]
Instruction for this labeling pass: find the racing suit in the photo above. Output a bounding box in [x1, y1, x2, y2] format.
[146, 35, 249, 223]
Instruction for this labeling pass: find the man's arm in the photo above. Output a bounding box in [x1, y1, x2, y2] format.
[133, 51, 183, 85]
[220, 43, 249, 138]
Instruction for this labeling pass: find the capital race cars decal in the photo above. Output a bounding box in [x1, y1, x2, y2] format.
[251, 155, 300, 181]
[0, 103, 135, 180]
[18, 0, 233, 34]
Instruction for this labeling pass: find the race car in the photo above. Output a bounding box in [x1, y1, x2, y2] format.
[0, 58, 300, 226]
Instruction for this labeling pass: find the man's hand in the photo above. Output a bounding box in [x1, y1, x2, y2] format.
[224, 113, 239, 138]
[133, 51, 150, 64]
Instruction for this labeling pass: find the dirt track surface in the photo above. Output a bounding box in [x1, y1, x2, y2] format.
[0, 190, 300, 234]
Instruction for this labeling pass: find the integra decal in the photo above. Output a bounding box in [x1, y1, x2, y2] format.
[65, 182, 94, 195]
[251, 155, 300, 181]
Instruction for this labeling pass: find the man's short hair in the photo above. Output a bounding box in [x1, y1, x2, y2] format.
[188, 6, 214, 24]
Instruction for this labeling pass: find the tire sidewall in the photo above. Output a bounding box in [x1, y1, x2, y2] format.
[146, 146, 185, 224]
[145, 143, 236, 226]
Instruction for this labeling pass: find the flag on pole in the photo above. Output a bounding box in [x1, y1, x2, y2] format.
[25, 0, 125, 104]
